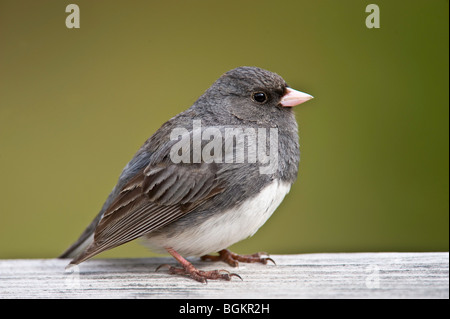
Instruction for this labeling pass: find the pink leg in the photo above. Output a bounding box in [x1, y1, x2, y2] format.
[156, 247, 242, 283]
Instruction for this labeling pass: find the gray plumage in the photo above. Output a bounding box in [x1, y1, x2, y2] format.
[60, 66, 301, 265]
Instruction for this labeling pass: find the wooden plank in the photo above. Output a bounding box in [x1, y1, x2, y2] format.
[0, 253, 448, 299]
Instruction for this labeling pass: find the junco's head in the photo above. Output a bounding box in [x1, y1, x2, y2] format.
[197, 66, 313, 122]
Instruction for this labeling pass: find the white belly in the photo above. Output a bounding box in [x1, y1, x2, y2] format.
[143, 180, 291, 256]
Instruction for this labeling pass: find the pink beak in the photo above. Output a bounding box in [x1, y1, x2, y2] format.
[280, 87, 314, 107]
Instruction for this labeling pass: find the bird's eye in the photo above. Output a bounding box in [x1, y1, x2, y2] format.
[252, 92, 268, 103]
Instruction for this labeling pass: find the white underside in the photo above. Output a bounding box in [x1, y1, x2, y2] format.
[143, 180, 291, 256]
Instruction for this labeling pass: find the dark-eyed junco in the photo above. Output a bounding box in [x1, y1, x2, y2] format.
[59, 66, 313, 282]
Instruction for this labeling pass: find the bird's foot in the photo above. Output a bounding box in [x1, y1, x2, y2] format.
[157, 247, 242, 283]
[156, 263, 241, 283]
[201, 249, 276, 267]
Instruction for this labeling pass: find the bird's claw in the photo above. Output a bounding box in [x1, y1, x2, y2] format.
[201, 249, 276, 267]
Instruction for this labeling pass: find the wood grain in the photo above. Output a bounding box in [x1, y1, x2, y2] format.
[0, 252, 447, 299]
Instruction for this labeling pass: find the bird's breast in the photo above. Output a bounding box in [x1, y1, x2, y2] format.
[142, 180, 291, 256]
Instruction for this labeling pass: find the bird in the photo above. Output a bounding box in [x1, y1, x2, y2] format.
[59, 66, 313, 283]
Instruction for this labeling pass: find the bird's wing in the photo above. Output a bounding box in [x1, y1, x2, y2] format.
[69, 161, 223, 265]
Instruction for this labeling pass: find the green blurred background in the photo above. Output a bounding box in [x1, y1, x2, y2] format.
[0, 0, 448, 260]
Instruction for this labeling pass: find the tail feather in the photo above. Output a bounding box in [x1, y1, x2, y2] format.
[59, 232, 95, 261]
[59, 212, 102, 261]
[59, 151, 147, 263]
